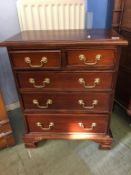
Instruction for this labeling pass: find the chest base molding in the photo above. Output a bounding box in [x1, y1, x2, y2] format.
[23, 130, 113, 150]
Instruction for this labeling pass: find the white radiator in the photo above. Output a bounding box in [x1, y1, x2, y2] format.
[17, 0, 86, 31]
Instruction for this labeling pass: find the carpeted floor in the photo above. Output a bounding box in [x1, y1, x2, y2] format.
[0, 106, 131, 175]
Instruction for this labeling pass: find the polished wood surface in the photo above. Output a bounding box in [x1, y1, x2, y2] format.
[0, 29, 127, 149]
[112, 0, 131, 115]
[0, 92, 15, 148]
[67, 49, 116, 70]
[17, 71, 114, 91]
[10, 50, 61, 69]
[115, 31, 131, 115]
[26, 114, 108, 133]
[21, 92, 111, 113]
[0, 29, 127, 47]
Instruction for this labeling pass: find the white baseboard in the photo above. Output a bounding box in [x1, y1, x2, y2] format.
[6, 101, 20, 111]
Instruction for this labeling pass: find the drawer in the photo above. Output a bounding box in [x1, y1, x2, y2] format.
[66, 49, 116, 69]
[10, 50, 61, 69]
[17, 71, 113, 91]
[22, 92, 111, 113]
[26, 114, 108, 133]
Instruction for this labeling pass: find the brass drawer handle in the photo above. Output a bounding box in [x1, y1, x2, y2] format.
[78, 78, 100, 89]
[29, 78, 50, 88]
[78, 122, 96, 130]
[78, 99, 98, 109]
[25, 57, 48, 68]
[33, 99, 52, 109]
[79, 54, 102, 65]
[36, 122, 54, 131]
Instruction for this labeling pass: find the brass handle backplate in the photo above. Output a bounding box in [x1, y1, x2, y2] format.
[78, 122, 96, 130]
[36, 122, 54, 131]
[33, 99, 52, 109]
[25, 57, 48, 68]
[78, 99, 98, 109]
[79, 54, 102, 65]
[29, 78, 50, 88]
[78, 78, 100, 89]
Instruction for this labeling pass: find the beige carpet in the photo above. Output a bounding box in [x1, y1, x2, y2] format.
[0, 107, 131, 175]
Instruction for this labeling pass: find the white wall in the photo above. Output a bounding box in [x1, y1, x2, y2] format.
[0, 0, 20, 106]
[0, 0, 20, 40]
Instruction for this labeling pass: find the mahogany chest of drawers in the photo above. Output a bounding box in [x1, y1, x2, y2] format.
[0, 29, 127, 149]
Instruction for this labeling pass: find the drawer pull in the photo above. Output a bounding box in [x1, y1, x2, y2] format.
[78, 78, 100, 89]
[79, 54, 102, 65]
[29, 78, 50, 88]
[33, 99, 52, 109]
[78, 122, 96, 130]
[24, 57, 48, 68]
[78, 99, 98, 109]
[36, 122, 54, 131]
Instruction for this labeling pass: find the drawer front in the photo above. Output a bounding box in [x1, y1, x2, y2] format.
[22, 92, 111, 112]
[10, 50, 61, 69]
[66, 49, 116, 69]
[17, 71, 113, 91]
[26, 114, 108, 133]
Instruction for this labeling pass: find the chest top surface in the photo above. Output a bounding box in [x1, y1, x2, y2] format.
[0, 29, 128, 47]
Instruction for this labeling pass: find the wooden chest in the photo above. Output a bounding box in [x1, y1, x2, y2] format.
[0, 29, 127, 149]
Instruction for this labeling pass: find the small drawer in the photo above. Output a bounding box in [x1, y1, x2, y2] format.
[17, 71, 113, 91]
[10, 50, 61, 69]
[66, 49, 116, 69]
[22, 92, 112, 113]
[26, 114, 108, 133]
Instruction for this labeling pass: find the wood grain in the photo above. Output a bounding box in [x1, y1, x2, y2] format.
[0, 92, 15, 148]
[21, 92, 112, 113]
[17, 71, 114, 91]
[26, 114, 108, 133]
[10, 50, 61, 69]
[0, 29, 127, 149]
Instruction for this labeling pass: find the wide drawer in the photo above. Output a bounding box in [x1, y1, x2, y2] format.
[10, 50, 61, 69]
[22, 92, 112, 113]
[17, 71, 113, 91]
[26, 114, 108, 133]
[66, 49, 116, 69]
